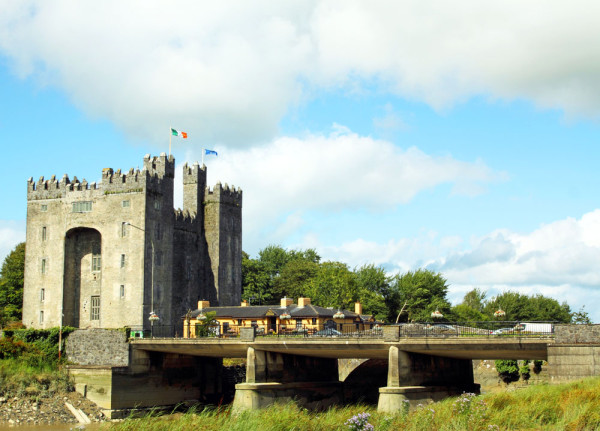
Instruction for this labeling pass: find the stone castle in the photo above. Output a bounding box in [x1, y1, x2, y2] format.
[23, 153, 242, 334]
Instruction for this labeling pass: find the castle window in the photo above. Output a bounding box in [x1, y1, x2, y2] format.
[39, 311, 44, 324]
[154, 223, 162, 240]
[72, 201, 92, 213]
[92, 255, 101, 272]
[122, 200, 130, 208]
[41, 204, 47, 212]
[90, 296, 100, 320]
[120, 254, 126, 268]
[154, 200, 161, 211]
[120, 285, 125, 298]
[42, 226, 47, 241]
[41, 258, 47, 275]
[155, 251, 163, 266]
[121, 222, 128, 237]
[40, 288, 45, 302]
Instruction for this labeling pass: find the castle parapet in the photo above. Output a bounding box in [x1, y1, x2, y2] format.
[205, 182, 243, 206]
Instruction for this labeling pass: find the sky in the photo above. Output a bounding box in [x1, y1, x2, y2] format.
[1, 1, 600, 321]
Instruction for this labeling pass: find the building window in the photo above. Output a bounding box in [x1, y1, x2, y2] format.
[155, 223, 162, 240]
[42, 226, 47, 241]
[40, 288, 45, 302]
[121, 222, 128, 237]
[120, 254, 126, 268]
[237, 319, 242, 326]
[91, 296, 100, 320]
[41, 258, 47, 275]
[120, 285, 125, 298]
[72, 201, 92, 213]
[122, 200, 130, 208]
[92, 255, 101, 272]
[39, 311, 44, 324]
[312, 318, 317, 325]
[41, 204, 48, 212]
[154, 200, 161, 210]
[155, 250, 163, 266]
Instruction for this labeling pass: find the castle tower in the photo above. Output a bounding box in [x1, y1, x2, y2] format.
[204, 182, 243, 306]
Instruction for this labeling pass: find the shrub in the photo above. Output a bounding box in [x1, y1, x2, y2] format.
[495, 359, 519, 383]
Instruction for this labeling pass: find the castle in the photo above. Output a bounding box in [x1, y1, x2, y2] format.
[23, 153, 242, 335]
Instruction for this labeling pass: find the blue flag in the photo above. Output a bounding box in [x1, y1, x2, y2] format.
[205, 149, 218, 156]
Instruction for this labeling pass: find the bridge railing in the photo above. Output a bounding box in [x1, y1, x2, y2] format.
[392, 321, 556, 338]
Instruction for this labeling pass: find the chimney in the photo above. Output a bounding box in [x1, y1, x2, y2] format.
[280, 297, 293, 307]
[354, 302, 363, 315]
[198, 300, 210, 310]
[241, 300, 249, 307]
[298, 297, 311, 307]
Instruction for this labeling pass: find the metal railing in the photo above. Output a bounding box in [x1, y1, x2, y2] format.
[188, 321, 556, 340]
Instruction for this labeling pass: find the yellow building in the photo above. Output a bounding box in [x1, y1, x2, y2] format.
[183, 297, 377, 338]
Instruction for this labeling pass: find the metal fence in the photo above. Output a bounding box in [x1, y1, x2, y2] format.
[187, 321, 555, 339]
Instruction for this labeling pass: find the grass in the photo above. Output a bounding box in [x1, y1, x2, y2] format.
[102, 377, 600, 431]
[0, 358, 72, 398]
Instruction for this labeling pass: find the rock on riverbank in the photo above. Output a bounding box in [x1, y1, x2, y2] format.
[0, 390, 106, 426]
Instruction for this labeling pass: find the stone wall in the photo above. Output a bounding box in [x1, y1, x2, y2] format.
[66, 329, 129, 366]
[554, 324, 600, 344]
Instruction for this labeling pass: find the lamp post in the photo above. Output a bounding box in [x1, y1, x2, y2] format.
[125, 222, 158, 337]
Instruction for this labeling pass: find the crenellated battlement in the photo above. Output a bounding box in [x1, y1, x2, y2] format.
[205, 182, 243, 206]
[174, 208, 199, 232]
[182, 161, 207, 184]
[143, 153, 175, 179]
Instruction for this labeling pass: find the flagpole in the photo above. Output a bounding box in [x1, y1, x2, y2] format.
[201, 148, 205, 166]
[169, 126, 172, 156]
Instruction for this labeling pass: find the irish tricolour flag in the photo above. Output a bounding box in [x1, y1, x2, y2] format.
[171, 128, 188, 139]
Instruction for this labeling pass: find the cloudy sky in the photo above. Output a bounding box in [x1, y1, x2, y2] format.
[2, 1, 600, 320]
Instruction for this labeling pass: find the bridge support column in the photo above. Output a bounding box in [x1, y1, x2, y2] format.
[377, 346, 479, 413]
[233, 348, 343, 411]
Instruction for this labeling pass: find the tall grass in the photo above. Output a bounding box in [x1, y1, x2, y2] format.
[104, 377, 600, 431]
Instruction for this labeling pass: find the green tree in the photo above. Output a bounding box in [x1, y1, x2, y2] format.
[307, 261, 358, 309]
[390, 269, 451, 322]
[241, 255, 272, 305]
[258, 245, 292, 278]
[273, 258, 319, 300]
[484, 291, 571, 322]
[462, 288, 487, 313]
[451, 303, 488, 323]
[0, 242, 25, 327]
[572, 306, 592, 324]
[354, 264, 389, 320]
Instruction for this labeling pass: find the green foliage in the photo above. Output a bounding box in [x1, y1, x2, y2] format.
[519, 360, 531, 380]
[354, 264, 390, 319]
[241, 256, 272, 305]
[307, 261, 358, 309]
[451, 303, 488, 323]
[483, 291, 571, 322]
[195, 312, 217, 337]
[272, 258, 319, 299]
[572, 306, 593, 324]
[391, 269, 451, 322]
[0, 242, 25, 327]
[495, 359, 519, 383]
[462, 288, 487, 312]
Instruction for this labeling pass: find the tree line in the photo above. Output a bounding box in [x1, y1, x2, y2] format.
[243, 245, 588, 324]
[0, 242, 591, 327]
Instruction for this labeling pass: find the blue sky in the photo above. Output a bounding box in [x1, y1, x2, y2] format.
[2, 1, 600, 320]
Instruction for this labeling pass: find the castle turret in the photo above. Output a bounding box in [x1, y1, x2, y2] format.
[182, 161, 207, 219]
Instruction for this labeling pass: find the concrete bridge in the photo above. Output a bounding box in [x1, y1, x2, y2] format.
[65, 324, 600, 418]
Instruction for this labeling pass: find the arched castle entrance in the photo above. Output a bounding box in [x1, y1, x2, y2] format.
[63, 228, 102, 328]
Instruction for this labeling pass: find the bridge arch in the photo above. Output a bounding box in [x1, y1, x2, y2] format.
[340, 358, 388, 404]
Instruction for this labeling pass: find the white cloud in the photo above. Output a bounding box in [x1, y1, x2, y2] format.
[176, 126, 502, 252]
[317, 209, 600, 321]
[1, 1, 600, 147]
[0, 220, 26, 265]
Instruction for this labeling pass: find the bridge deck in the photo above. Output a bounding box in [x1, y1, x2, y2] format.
[132, 337, 551, 360]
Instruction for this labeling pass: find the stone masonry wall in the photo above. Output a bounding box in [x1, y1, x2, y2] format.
[554, 324, 600, 344]
[66, 329, 129, 366]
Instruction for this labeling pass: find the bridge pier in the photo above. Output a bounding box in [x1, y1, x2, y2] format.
[233, 346, 343, 411]
[377, 345, 479, 413]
